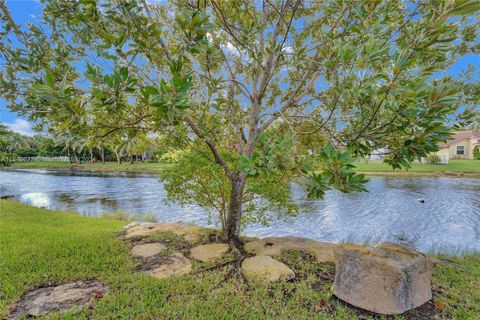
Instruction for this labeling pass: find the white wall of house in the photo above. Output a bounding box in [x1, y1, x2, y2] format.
[437, 138, 479, 160]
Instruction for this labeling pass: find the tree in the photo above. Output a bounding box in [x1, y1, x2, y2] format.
[1, 0, 479, 252]
[474, 145, 480, 160]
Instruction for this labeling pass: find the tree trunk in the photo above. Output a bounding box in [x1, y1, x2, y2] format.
[222, 173, 246, 255]
[115, 151, 121, 164]
[73, 151, 79, 163]
[130, 154, 134, 164]
[101, 147, 105, 163]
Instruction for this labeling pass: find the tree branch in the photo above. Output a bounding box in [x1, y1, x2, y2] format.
[184, 115, 233, 179]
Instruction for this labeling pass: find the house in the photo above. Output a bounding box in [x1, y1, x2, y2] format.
[436, 130, 480, 160]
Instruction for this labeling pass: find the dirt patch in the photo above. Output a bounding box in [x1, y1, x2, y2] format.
[8, 280, 106, 319]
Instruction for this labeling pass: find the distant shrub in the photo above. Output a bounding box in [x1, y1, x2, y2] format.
[474, 146, 480, 160]
[427, 154, 441, 165]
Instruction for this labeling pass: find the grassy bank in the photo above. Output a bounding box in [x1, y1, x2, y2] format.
[10, 161, 173, 173]
[355, 160, 480, 176]
[1, 201, 479, 319]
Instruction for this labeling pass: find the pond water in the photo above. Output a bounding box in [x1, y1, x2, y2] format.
[1, 169, 479, 254]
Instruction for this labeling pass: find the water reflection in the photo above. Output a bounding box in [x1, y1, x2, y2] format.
[1, 168, 479, 254]
[20, 192, 50, 208]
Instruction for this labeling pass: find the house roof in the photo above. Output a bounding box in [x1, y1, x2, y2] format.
[438, 130, 480, 148]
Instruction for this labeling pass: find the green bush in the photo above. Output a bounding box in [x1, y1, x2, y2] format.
[427, 154, 441, 165]
[474, 145, 480, 160]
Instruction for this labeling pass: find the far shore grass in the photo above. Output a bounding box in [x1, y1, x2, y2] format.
[355, 159, 480, 176]
[8, 159, 480, 176]
[9, 161, 173, 173]
[1, 200, 479, 319]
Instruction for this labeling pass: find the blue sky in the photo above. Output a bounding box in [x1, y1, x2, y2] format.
[1, 0, 479, 136]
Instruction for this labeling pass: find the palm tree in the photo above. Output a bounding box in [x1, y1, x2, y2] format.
[54, 132, 82, 162]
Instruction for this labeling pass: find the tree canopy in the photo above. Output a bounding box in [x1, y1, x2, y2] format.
[1, 0, 479, 248]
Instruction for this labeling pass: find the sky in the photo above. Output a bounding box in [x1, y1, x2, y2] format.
[1, 0, 479, 136]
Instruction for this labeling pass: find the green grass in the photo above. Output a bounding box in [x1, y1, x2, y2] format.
[355, 160, 480, 175]
[10, 161, 173, 173]
[1, 200, 479, 319]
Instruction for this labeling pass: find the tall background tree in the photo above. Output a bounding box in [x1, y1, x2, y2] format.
[1, 0, 479, 251]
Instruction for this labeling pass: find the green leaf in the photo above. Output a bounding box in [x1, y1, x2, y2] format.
[449, 0, 480, 15]
[142, 85, 158, 98]
[45, 70, 54, 89]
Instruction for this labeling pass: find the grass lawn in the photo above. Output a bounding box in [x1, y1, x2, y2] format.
[1, 200, 479, 319]
[355, 160, 480, 175]
[10, 161, 173, 173]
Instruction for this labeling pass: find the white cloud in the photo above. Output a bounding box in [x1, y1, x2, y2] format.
[4, 119, 36, 136]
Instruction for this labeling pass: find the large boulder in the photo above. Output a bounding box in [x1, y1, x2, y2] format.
[190, 243, 229, 263]
[241, 256, 295, 283]
[9, 280, 106, 319]
[131, 243, 166, 258]
[146, 252, 192, 279]
[245, 236, 338, 262]
[333, 242, 435, 315]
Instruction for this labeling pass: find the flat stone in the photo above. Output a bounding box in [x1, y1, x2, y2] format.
[190, 243, 229, 262]
[8, 280, 106, 319]
[131, 243, 166, 258]
[245, 236, 338, 262]
[122, 221, 141, 230]
[333, 242, 435, 315]
[125, 223, 178, 238]
[172, 225, 212, 244]
[146, 253, 192, 279]
[125, 222, 211, 244]
[241, 255, 295, 283]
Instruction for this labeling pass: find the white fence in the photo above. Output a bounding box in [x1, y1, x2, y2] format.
[16, 156, 70, 162]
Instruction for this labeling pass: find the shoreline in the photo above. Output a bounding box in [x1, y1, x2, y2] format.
[6, 163, 480, 178]
[7, 163, 171, 174]
[358, 170, 480, 178]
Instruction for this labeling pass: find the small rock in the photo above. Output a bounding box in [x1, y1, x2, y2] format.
[333, 242, 435, 315]
[418, 198, 425, 203]
[146, 252, 192, 279]
[241, 255, 295, 283]
[190, 243, 229, 262]
[122, 221, 141, 230]
[9, 280, 106, 319]
[245, 236, 338, 262]
[131, 243, 166, 258]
